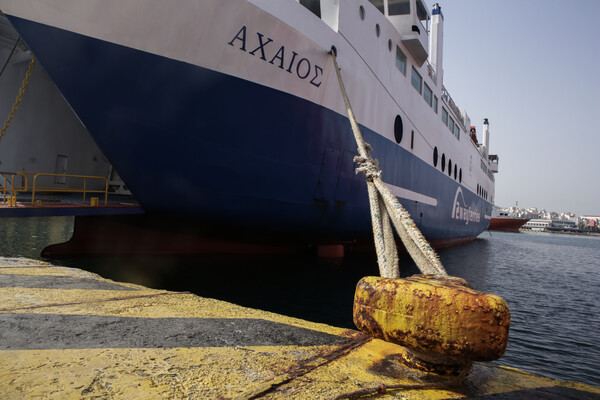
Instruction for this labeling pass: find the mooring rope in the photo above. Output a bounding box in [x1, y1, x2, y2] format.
[330, 49, 446, 277]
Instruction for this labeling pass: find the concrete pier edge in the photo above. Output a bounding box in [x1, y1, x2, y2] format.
[1, 256, 599, 399]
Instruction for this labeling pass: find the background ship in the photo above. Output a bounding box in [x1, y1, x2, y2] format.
[0, 0, 499, 251]
[489, 209, 530, 233]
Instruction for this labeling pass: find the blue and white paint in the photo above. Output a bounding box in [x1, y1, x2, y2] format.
[1, 0, 496, 245]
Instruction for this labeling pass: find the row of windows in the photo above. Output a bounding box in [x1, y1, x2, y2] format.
[477, 184, 488, 201]
[356, 2, 476, 191]
[480, 159, 494, 181]
[433, 147, 462, 183]
[368, 0, 411, 16]
[433, 144, 490, 200]
[357, 3, 442, 119]
[307, 1, 442, 128]
[441, 108, 460, 140]
[408, 64, 438, 113]
[525, 222, 550, 227]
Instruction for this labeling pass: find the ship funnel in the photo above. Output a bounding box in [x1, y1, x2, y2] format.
[429, 3, 444, 85]
[482, 118, 490, 158]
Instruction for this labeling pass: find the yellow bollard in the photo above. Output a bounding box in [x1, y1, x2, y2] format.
[8, 196, 17, 207]
[90, 197, 99, 207]
[35, 200, 43, 207]
[353, 275, 510, 376]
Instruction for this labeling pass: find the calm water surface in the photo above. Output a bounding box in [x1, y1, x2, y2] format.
[1, 217, 599, 387]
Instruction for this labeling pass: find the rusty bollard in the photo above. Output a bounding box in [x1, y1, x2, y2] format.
[353, 275, 510, 377]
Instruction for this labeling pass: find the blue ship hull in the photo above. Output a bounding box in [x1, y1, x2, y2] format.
[9, 16, 491, 245]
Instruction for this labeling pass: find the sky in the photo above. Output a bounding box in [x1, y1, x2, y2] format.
[437, 0, 600, 216]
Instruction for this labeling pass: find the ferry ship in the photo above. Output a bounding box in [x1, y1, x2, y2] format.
[489, 210, 530, 233]
[0, 0, 498, 249]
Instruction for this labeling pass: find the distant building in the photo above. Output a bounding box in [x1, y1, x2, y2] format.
[549, 220, 577, 230]
[522, 219, 577, 232]
[580, 215, 600, 229]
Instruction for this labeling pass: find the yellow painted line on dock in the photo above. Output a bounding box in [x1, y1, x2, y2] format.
[1, 257, 599, 399]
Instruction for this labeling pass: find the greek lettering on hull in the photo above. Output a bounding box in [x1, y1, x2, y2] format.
[228, 25, 323, 88]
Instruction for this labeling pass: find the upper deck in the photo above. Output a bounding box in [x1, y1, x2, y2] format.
[295, 0, 497, 195]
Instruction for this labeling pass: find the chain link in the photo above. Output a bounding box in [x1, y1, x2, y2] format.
[0, 56, 36, 142]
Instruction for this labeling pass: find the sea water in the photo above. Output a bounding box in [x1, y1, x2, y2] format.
[1, 217, 598, 387]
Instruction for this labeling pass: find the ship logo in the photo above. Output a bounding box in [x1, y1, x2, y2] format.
[451, 187, 481, 225]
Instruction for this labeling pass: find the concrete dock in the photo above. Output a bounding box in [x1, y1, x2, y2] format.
[1, 257, 599, 399]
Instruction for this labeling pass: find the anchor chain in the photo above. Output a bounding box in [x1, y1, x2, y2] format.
[0, 55, 36, 143]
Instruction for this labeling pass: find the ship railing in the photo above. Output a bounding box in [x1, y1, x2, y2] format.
[426, 61, 437, 84]
[441, 86, 465, 129]
[1, 171, 108, 205]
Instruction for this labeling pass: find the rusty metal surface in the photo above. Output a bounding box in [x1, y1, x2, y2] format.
[353, 275, 510, 363]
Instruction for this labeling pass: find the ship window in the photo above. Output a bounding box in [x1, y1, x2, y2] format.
[411, 130, 414, 149]
[359, 5, 365, 20]
[411, 67, 422, 93]
[394, 115, 403, 144]
[448, 117, 455, 134]
[395, 46, 407, 75]
[388, 39, 392, 51]
[389, 0, 410, 16]
[448, 160, 452, 176]
[454, 124, 460, 140]
[433, 96, 438, 113]
[423, 83, 433, 107]
[376, 23, 381, 37]
[416, 0, 429, 21]
[300, 0, 321, 18]
[368, 0, 385, 14]
[433, 147, 438, 167]
[459, 168, 462, 183]
[454, 164, 457, 180]
[442, 107, 448, 125]
[441, 154, 446, 172]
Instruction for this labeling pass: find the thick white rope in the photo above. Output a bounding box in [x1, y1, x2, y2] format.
[330, 50, 446, 277]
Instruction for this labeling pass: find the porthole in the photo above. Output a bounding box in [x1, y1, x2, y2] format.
[375, 24, 381, 37]
[359, 5, 365, 20]
[388, 39, 392, 51]
[441, 154, 446, 172]
[448, 160, 452, 176]
[394, 115, 403, 144]
[454, 165, 457, 180]
[433, 147, 438, 167]
[459, 168, 462, 183]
